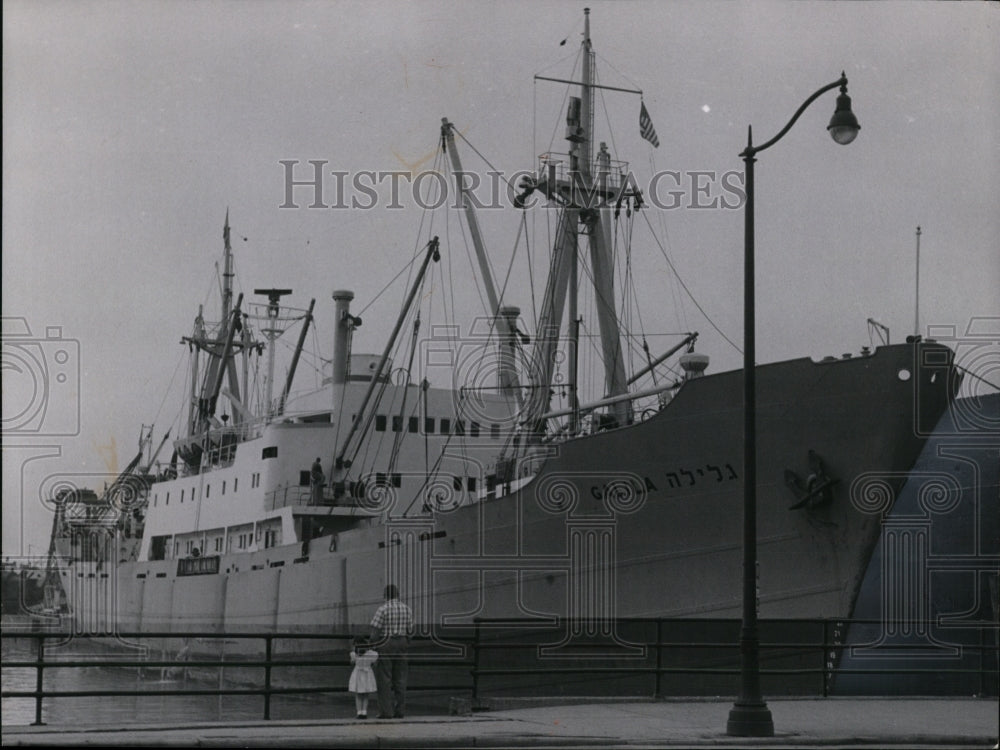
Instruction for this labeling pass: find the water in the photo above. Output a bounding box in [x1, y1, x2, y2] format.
[1, 638, 451, 727]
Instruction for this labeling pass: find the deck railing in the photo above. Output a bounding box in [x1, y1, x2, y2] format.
[264, 482, 373, 512]
[2, 617, 996, 725]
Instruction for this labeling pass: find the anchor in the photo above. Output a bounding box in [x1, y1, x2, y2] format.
[784, 449, 838, 510]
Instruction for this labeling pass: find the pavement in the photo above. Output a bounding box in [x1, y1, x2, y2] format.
[2, 697, 997, 748]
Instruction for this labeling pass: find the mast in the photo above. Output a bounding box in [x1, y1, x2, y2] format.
[222, 209, 234, 321]
[333, 237, 440, 478]
[221, 210, 244, 416]
[207, 293, 244, 421]
[528, 213, 577, 429]
[441, 118, 524, 406]
[278, 297, 316, 416]
[580, 8, 629, 424]
[145, 431, 171, 473]
[43, 494, 67, 611]
[441, 119, 504, 320]
[568, 227, 580, 434]
[186, 212, 245, 435]
[254, 288, 294, 419]
[173, 212, 265, 470]
[580, 8, 594, 180]
[187, 306, 205, 434]
[240, 319, 252, 423]
[527, 8, 631, 432]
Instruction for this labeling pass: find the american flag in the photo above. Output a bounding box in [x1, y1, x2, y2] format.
[640, 100, 659, 148]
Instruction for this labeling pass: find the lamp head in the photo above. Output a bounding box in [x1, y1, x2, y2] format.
[828, 76, 860, 145]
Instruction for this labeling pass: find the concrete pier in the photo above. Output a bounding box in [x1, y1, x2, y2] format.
[3, 697, 997, 748]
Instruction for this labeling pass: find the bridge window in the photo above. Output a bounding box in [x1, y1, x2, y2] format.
[491, 423, 501, 439]
[375, 414, 387, 432]
[424, 417, 435, 434]
[470, 422, 480, 438]
[440, 418, 451, 434]
[392, 416, 402, 432]
[262, 446, 278, 459]
[408, 417, 418, 433]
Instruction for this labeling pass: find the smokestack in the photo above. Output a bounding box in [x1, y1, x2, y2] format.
[332, 290, 356, 386]
[498, 305, 521, 398]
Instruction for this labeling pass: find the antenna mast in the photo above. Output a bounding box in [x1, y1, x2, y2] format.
[222, 209, 234, 321]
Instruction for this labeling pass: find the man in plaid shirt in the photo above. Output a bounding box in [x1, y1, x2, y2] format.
[369, 584, 413, 718]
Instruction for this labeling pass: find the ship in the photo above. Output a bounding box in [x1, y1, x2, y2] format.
[45, 11, 974, 658]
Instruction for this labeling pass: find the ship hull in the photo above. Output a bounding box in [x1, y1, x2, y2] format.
[57, 342, 959, 645]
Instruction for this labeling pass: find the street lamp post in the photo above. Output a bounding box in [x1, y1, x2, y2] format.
[727, 73, 859, 738]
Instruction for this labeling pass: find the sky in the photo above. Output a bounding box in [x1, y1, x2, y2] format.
[3, 0, 998, 557]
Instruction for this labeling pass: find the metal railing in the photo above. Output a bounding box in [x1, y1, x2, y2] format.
[265, 483, 314, 511]
[1, 630, 471, 726]
[2, 617, 996, 725]
[264, 482, 374, 512]
[465, 617, 998, 701]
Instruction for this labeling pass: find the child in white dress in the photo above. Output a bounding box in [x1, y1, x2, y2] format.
[348, 636, 378, 718]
